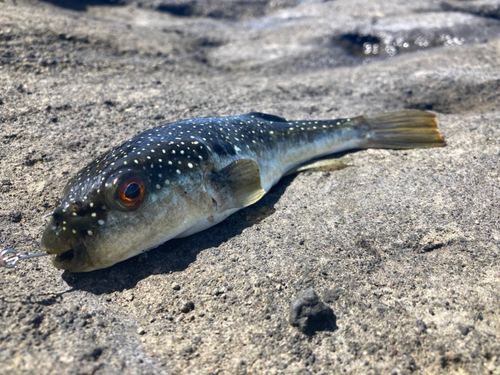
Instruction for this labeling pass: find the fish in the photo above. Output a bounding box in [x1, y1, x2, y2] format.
[41, 110, 445, 272]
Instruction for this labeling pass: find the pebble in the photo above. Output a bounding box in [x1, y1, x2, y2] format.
[81, 347, 104, 362]
[124, 291, 134, 302]
[415, 320, 427, 334]
[180, 300, 195, 313]
[458, 323, 471, 336]
[289, 288, 337, 335]
[322, 288, 341, 303]
[192, 335, 202, 344]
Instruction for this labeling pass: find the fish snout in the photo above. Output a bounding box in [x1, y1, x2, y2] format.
[40, 217, 77, 267]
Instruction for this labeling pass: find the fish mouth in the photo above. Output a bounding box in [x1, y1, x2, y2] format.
[51, 240, 98, 272]
[54, 249, 75, 263]
[50, 243, 91, 272]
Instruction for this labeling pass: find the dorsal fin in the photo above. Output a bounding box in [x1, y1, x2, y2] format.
[245, 112, 288, 123]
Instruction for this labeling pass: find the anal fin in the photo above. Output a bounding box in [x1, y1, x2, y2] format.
[207, 159, 265, 211]
[285, 157, 352, 176]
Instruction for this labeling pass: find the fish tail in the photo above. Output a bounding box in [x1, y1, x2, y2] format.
[355, 110, 446, 149]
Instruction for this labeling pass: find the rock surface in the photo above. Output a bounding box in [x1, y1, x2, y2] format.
[1, 0, 500, 373]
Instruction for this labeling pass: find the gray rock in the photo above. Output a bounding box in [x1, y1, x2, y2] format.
[179, 300, 195, 313]
[289, 288, 337, 335]
[458, 323, 471, 336]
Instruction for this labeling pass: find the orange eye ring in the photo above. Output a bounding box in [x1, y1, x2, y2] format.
[117, 177, 146, 208]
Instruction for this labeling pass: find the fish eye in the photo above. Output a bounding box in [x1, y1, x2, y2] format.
[116, 177, 146, 208]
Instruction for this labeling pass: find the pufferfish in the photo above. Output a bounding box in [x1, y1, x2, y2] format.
[41, 110, 445, 272]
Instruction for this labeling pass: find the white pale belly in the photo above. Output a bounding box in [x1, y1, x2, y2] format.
[174, 208, 241, 238]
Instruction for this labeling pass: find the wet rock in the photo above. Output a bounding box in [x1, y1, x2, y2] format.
[39, 0, 126, 12]
[442, 0, 500, 19]
[332, 13, 500, 59]
[154, 0, 299, 20]
[155, 0, 195, 17]
[289, 288, 337, 335]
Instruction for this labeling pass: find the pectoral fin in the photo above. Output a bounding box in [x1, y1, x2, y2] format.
[206, 159, 265, 211]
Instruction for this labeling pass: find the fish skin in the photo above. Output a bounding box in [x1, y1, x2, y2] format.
[40, 111, 444, 272]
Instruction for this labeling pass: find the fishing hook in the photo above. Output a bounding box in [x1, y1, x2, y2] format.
[0, 249, 49, 269]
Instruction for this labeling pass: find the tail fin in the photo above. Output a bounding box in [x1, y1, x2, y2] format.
[355, 110, 446, 149]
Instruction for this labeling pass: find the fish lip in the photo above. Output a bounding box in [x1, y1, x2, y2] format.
[50, 240, 91, 272]
[54, 249, 75, 263]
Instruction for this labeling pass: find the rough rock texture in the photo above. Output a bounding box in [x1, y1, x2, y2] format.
[289, 288, 337, 335]
[1, 0, 500, 374]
